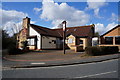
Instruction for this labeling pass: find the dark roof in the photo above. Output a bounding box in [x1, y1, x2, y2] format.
[100, 25, 120, 37]
[30, 24, 94, 38]
[30, 24, 61, 37]
[53, 25, 94, 37]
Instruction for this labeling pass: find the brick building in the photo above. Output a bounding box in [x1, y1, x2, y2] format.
[99, 25, 120, 51]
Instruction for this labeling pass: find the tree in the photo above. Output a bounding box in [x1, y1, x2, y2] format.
[2, 30, 10, 49]
[94, 32, 100, 37]
[2, 30, 17, 49]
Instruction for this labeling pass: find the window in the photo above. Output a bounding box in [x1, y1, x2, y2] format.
[56, 39, 61, 44]
[105, 37, 113, 44]
[80, 40, 83, 44]
[28, 39, 35, 45]
[54, 41, 56, 44]
[115, 36, 120, 44]
[68, 38, 73, 43]
[52, 40, 56, 44]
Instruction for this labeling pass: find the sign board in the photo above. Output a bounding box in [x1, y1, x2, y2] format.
[62, 21, 66, 31]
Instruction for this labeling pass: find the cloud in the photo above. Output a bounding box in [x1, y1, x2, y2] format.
[86, 0, 107, 18]
[108, 13, 118, 22]
[95, 23, 105, 35]
[33, 8, 42, 13]
[105, 22, 118, 32]
[0, 9, 28, 25]
[30, 21, 36, 24]
[3, 21, 23, 36]
[40, 0, 90, 28]
[0, 9, 28, 36]
[95, 22, 118, 35]
[1, 9, 35, 36]
[3, 20, 35, 36]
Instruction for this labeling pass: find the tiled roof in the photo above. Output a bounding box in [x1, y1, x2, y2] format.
[30, 24, 94, 38]
[100, 25, 120, 37]
[30, 24, 61, 37]
[53, 25, 94, 37]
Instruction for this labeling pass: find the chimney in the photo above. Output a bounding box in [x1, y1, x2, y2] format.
[22, 17, 30, 29]
[22, 17, 30, 37]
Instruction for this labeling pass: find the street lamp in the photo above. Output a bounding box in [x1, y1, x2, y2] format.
[62, 21, 67, 54]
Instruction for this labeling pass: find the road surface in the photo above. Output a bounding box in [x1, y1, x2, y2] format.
[2, 59, 119, 78]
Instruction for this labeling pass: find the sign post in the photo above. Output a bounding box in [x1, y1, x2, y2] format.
[62, 21, 66, 54]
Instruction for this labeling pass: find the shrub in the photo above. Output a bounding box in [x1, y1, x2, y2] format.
[8, 44, 23, 55]
[85, 46, 119, 56]
[8, 48, 23, 55]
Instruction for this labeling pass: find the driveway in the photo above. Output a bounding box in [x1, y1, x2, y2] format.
[3, 49, 85, 61]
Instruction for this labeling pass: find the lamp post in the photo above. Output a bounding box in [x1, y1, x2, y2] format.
[62, 21, 66, 54]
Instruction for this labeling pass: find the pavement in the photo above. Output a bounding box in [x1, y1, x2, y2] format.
[2, 49, 120, 69]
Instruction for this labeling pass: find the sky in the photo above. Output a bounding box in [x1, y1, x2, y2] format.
[1, 0, 119, 36]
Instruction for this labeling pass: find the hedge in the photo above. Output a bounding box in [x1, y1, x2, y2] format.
[8, 47, 23, 55]
[8, 44, 23, 55]
[85, 46, 119, 56]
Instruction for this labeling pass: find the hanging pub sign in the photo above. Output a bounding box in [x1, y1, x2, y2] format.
[62, 21, 66, 31]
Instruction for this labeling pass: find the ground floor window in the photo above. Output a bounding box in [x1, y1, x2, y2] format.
[68, 38, 73, 43]
[52, 40, 56, 44]
[105, 37, 113, 44]
[80, 40, 83, 44]
[28, 39, 35, 45]
[115, 36, 120, 44]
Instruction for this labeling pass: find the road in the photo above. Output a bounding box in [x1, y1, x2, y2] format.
[2, 59, 119, 78]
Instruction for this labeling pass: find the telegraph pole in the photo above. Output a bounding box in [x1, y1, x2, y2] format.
[62, 21, 66, 54]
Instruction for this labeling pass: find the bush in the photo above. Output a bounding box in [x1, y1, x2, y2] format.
[8, 47, 23, 55]
[8, 44, 23, 55]
[85, 46, 119, 56]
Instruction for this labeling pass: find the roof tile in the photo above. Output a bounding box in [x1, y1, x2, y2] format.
[30, 24, 94, 38]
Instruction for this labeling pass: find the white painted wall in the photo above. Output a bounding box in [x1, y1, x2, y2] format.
[92, 37, 99, 46]
[29, 26, 41, 49]
[42, 36, 56, 49]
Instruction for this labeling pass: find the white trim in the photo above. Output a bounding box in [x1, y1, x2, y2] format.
[29, 26, 41, 49]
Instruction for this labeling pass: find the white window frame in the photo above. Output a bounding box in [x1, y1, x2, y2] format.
[28, 38, 35, 46]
